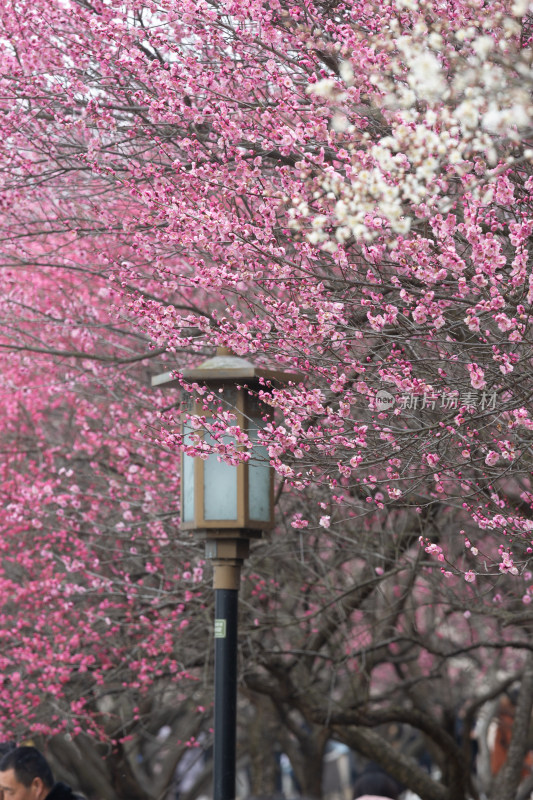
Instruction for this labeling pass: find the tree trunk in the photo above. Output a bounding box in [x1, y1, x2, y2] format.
[246, 694, 282, 797]
[490, 651, 533, 800]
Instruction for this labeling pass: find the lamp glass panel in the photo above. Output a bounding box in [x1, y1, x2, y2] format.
[204, 433, 238, 520]
[248, 420, 271, 522]
[181, 424, 195, 523]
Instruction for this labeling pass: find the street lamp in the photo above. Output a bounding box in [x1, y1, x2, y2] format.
[152, 347, 299, 800]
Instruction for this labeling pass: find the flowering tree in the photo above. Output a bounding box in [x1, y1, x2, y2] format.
[1, 0, 533, 798]
[0, 279, 215, 797]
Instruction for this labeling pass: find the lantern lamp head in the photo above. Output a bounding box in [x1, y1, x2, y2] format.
[152, 348, 300, 535]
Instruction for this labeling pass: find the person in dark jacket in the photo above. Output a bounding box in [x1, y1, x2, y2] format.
[352, 764, 401, 800]
[0, 745, 82, 800]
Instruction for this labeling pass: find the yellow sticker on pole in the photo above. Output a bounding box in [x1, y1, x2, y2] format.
[214, 619, 227, 638]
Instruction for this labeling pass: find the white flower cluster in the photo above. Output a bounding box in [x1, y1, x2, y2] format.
[297, 9, 533, 248]
[395, 37, 448, 104]
[296, 109, 465, 247]
[306, 78, 347, 100]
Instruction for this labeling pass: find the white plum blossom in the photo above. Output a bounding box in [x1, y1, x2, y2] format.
[297, 7, 533, 248]
[455, 100, 480, 130]
[511, 0, 531, 14]
[406, 51, 447, 102]
[306, 79, 345, 99]
[482, 103, 530, 133]
[472, 36, 494, 59]
[339, 60, 354, 84]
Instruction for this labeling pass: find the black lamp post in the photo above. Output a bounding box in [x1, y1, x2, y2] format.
[152, 348, 298, 800]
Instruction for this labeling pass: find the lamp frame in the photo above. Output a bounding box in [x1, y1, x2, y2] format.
[181, 384, 274, 532]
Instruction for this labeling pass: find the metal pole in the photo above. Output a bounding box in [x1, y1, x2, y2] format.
[213, 586, 239, 800]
